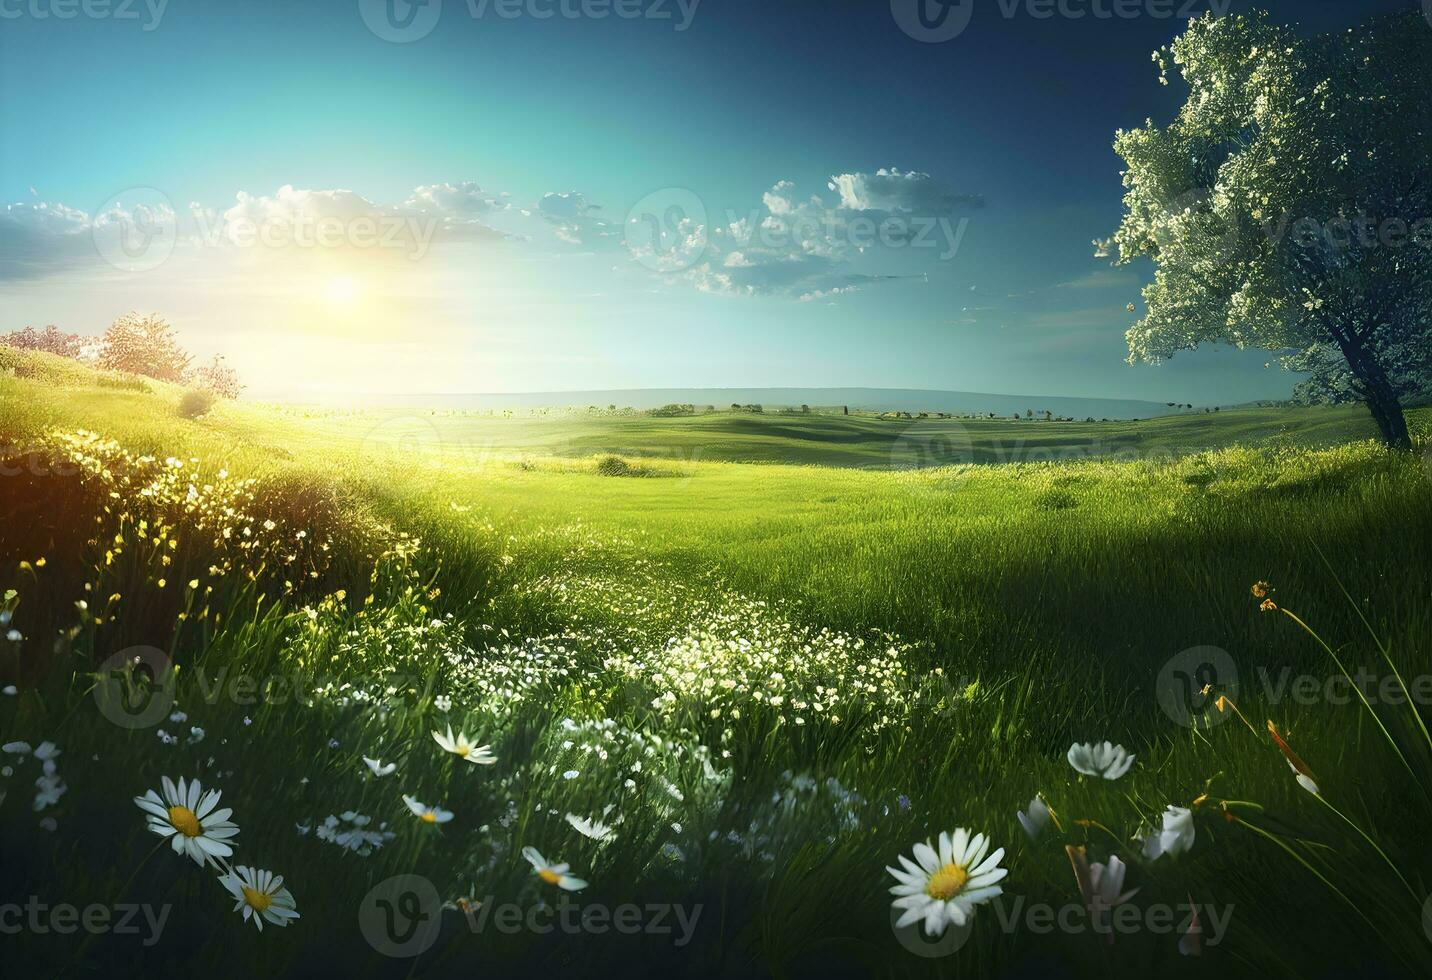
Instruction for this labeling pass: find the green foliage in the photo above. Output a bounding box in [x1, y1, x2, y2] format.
[593, 453, 634, 476]
[647, 403, 695, 417]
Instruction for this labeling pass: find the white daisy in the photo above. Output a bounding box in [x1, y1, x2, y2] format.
[1137, 805, 1196, 860]
[402, 794, 453, 824]
[564, 812, 615, 843]
[1067, 741, 1135, 780]
[1016, 794, 1051, 840]
[134, 776, 239, 866]
[1068, 846, 1139, 942]
[363, 756, 397, 777]
[219, 865, 299, 931]
[522, 846, 588, 891]
[432, 725, 496, 765]
[887, 829, 1008, 936]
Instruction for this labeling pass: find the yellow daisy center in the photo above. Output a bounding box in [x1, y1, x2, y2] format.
[538, 868, 562, 886]
[167, 805, 202, 838]
[421, 811, 438, 823]
[925, 862, 969, 901]
[455, 740, 470, 755]
[241, 886, 273, 912]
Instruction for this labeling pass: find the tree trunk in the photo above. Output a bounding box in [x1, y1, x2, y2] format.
[1362, 376, 1412, 450]
[1327, 326, 1413, 451]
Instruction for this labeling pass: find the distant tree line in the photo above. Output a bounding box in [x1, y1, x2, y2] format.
[2, 313, 242, 399]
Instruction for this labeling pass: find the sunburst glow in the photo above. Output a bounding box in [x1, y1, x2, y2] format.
[324, 276, 361, 306]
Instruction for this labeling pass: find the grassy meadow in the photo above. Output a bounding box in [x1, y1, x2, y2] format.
[3, 347, 1432, 977]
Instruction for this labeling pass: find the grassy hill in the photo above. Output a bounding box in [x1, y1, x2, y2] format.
[0, 346, 1391, 469]
[3, 348, 1432, 978]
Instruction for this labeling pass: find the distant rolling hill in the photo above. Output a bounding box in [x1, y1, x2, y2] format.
[317, 387, 1204, 420]
[304, 403, 1393, 470]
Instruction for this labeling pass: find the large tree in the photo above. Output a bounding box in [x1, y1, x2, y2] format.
[1100, 10, 1432, 449]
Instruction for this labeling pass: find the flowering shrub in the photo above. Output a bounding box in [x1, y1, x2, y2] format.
[97, 312, 191, 382]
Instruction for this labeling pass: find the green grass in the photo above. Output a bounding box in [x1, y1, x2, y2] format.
[2, 347, 1431, 978]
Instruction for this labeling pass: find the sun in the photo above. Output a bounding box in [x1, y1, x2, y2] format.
[324, 276, 361, 305]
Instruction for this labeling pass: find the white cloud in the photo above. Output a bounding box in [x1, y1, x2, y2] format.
[0, 180, 516, 280]
[536, 191, 616, 247]
[797, 285, 858, 303]
[682, 168, 979, 298]
[0, 169, 978, 299]
[827, 167, 983, 214]
[215, 183, 508, 250]
[0, 199, 174, 280]
[762, 180, 799, 216]
[403, 180, 507, 216]
[0, 202, 91, 278]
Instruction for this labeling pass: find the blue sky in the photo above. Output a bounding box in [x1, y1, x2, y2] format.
[0, 0, 1416, 399]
